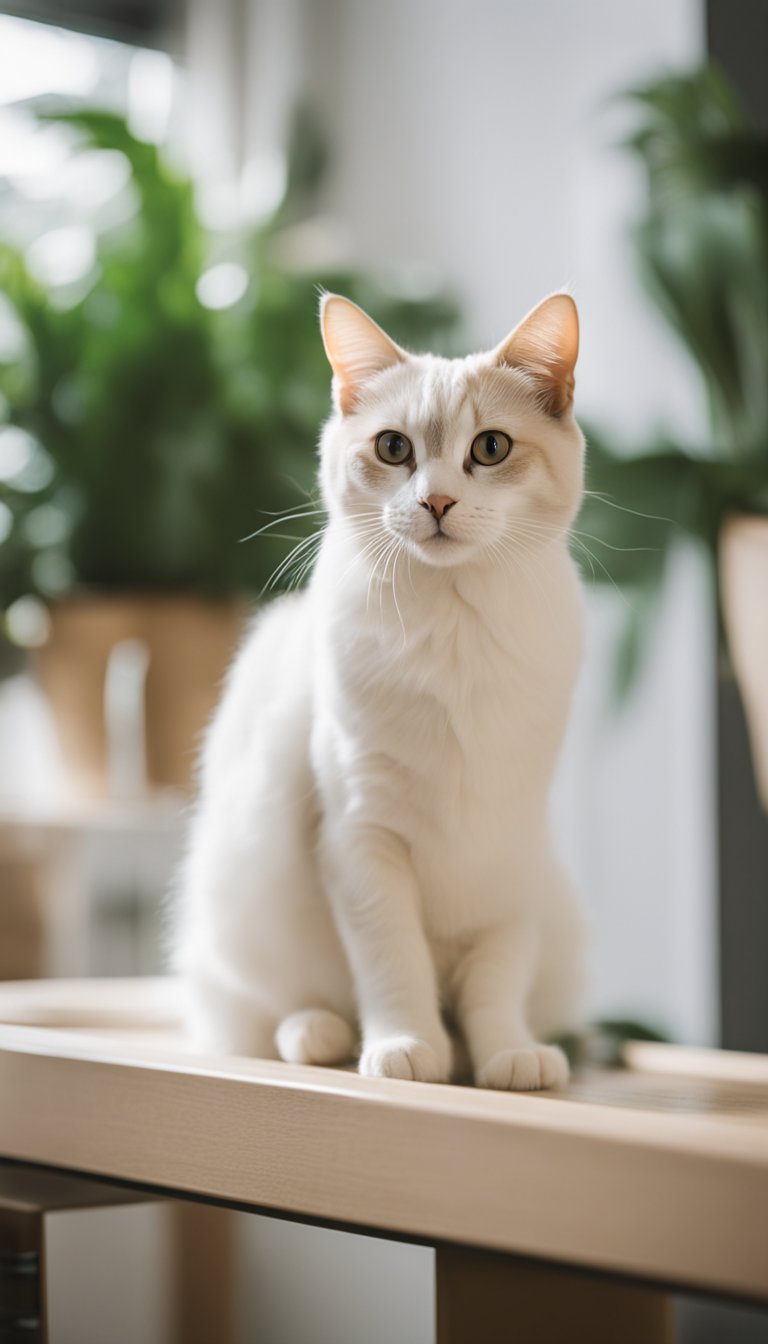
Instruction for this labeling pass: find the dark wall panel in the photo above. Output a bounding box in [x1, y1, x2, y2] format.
[0, 0, 179, 48]
[708, 0, 768, 1052]
[707, 0, 768, 129]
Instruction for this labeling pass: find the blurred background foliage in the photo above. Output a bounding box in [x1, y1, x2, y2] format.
[0, 105, 459, 625]
[581, 65, 768, 696]
[2, 65, 766, 699]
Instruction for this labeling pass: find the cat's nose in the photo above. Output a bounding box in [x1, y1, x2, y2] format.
[420, 494, 457, 521]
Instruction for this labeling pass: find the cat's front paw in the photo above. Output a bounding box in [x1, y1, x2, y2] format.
[360, 1034, 451, 1083]
[476, 1043, 569, 1092]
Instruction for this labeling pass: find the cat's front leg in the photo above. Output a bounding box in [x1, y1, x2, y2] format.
[453, 917, 569, 1092]
[321, 823, 452, 1083]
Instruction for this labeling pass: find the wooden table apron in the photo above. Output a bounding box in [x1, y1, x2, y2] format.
[0, 1024, 766, 1304]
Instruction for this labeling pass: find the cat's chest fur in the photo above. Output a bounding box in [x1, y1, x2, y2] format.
[312, 539, 582, 933]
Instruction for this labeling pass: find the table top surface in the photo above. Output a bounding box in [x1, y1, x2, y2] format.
[0, 977, 766, 1304]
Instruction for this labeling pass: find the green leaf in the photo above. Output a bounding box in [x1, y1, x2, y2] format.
[0, 104, 460, 614]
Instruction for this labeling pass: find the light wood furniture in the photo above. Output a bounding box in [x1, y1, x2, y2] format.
[0, 978, 766, 1343]
[0, 1163, 154, 1341]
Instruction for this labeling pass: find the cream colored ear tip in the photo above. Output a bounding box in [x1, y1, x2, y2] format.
[320, 294, 365, 345]
[546, 292, 579, 322]
[319, 292, 340, 322]
[542, 294, 579, 355]
[320, 292, 355, 322]
[319, 294, 350, 356]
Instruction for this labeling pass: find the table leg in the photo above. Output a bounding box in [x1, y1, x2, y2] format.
[170, 1201, 236, 1344]
[435, 1246, 675, 1344]
[0, 1205, 46, 1344]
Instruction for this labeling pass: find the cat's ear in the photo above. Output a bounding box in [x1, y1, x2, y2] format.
[321, 294, 406, 415]
[493, 293, 579, 416]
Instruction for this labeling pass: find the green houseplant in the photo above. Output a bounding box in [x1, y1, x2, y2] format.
[0, 108, 459, 795]
[579, 66, 768, 802]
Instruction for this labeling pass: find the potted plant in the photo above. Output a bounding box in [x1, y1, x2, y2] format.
[579, 66, 768, 806]
[0, 108, 459, 798]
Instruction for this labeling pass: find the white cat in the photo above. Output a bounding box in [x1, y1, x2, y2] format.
[173, 291, 587, 1091]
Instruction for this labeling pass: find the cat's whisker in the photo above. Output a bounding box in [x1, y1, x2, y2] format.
[379, 538, 403, 624]
[513, 513, 658, 557]
[291, 539, 325, 590]
[581, 489, 676, 527]
[504, 518, 566, 546]
[488, 538, 526, 599]
[350, 521, 387, 543]
[375, 537, 399, 624]
[571, 534, 615, 585]
[581, 552, 635, 610]
[342, 540, 386, 588]
[252, 531, 314, 543]
[275, 474, 324, 504]
[567, 535, 598, 582]
[344, 514, 391, 548]
[497, 534, 551, 610]
[569, 536, 637, 612]
[348, 522, 389, 543]
[262, 530, 324, 595]
[250, 501, 325, 519]
[506, 512, 656, 561]
[283, 540, 323, 584]
[339, 547, 375, 586]
[262, 545, 312, 595]
[497, 517, 640, 611]
[367, 548, 389, 617]
[365, 535, 397, 614]
[501, 523, 554, 579]
[265, 549, 318, 596]
[573, 531, 657, 555]
[406, 544, 415, 597]
[507, 522, 575, 593]
[388, 542, 407, 645]
[522, 528, 579, 588]
[241, 509, 327, 543]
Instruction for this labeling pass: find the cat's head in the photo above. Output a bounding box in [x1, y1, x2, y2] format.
[319, 293, 584, 569]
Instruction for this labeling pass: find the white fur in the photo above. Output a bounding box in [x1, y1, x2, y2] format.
[173, 296, 587, 1090]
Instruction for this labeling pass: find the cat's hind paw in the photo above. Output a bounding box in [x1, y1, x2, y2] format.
[276, 1009, 356, 1066]
[476, 1043, 569, 1092]
[359, 1035, 451, 1083]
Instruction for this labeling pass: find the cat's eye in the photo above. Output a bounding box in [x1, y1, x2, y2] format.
[470, 430, 512, 466]
[375, 431, 413, 465]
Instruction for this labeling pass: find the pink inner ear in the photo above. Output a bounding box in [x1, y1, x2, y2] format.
[337, 380, 360, 417]
[496, 295, 579, 416]
[321, 295, 405, 414]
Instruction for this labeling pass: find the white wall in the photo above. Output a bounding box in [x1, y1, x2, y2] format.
[237, 1215, 434, 1344]
[304, 0, 706, 435]
[47, 1204, 171, 1344]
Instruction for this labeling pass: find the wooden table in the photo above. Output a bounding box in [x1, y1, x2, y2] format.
[0, 978, 766, 1343]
